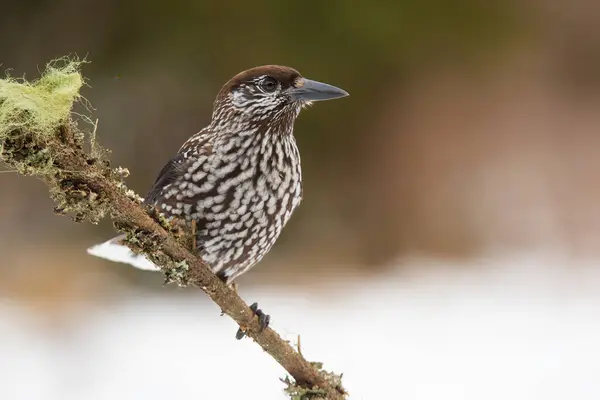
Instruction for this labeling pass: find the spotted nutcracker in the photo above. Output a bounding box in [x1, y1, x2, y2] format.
[87, 65, 348, 336]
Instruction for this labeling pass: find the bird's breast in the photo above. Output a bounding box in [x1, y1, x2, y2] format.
[192, 140, 302, 275]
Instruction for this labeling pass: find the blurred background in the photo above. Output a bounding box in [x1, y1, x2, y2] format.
[2, 1, 600, 399]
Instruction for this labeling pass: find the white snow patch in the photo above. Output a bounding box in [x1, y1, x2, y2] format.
[2, 253, 600, 399]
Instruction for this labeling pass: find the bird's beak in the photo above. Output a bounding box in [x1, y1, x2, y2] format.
[288, 79, 349, 102]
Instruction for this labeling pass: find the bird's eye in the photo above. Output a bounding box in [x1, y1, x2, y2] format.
[261, 77, 278, 92]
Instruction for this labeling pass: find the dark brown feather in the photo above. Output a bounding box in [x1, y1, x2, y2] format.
[216, 65, 302, 101]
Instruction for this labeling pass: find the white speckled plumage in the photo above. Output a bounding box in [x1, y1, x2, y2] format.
[87, 65, 347, 284]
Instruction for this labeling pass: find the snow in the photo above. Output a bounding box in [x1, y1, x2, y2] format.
[2, 253, 600, 399]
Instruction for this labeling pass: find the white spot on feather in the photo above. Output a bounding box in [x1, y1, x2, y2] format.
[86, 236, 160, 271]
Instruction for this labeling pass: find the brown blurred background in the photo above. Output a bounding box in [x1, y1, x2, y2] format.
[1, 0, 600, 319]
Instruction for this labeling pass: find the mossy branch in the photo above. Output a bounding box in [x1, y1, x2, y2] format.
[0, 57, 347, 400]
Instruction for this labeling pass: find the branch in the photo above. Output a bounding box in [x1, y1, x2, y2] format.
[0, 57, 347, 400]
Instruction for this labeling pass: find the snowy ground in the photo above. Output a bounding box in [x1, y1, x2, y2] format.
[2, 253, 600, 400]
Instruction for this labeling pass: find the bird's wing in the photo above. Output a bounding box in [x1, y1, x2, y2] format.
[143, 152, 188, 205]
[87, 133, 215, 271]
[144, 130, 214, 207]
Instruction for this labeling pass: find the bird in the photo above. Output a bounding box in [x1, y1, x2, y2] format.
[87, 65, 348, 337]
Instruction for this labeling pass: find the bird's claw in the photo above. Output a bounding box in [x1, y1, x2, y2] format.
[252, 303, 271, 332]
[236, 302, 270, 340]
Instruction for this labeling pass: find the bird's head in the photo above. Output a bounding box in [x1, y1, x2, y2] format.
[212, 65, 348, 129]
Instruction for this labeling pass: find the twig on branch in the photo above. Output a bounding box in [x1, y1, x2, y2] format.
[0, 57, 347, 400]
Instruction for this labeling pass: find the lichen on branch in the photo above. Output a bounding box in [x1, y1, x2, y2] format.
[0, 57, 347, 400]
[0, 57, 84, 138]
[0, 57, 114, 223]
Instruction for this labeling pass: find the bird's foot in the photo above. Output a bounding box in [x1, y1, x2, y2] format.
[235, 302, 270, 340]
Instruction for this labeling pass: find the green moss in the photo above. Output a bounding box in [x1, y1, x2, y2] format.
[112, 219, 192, 286]
[282, 363, 346, 400]
[52, 178, 108, 224]
[0, 56, 124, 225]
[163, 260, 190, 287]
[0, 57, 85, 142]
[282, 376, 326, 400]
[0, 57, 88, 174]
[115, 181, 144, 205]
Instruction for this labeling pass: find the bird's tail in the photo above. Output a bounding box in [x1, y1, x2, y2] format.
[86, 234, 160, 271]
